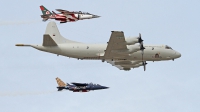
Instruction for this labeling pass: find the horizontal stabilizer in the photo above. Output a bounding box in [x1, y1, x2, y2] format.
[41, 15, 49, 18]
[43, 34, 57, 46]
[57, 87, 65, 91]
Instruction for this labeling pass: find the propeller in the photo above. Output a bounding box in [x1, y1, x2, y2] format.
[138, 33, 145, 55]
[142, 61, 147, 71]
[138, 33, 143, 44]
[138, 33, 146, 71]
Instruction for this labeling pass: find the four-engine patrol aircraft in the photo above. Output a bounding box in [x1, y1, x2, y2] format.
[16, 22, 181, 71]
[56, 77, 109, 92]
[40, 5, 100, 23]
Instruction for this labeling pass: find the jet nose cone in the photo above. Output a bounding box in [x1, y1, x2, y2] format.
[92, 15, 101, 18]
[175, 51, 181, 58]
[101, 86, 109, 89]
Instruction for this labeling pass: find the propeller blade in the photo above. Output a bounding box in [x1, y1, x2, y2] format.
[138, 33, 143, 44]
[139, 33, 145, 51]
[140, 44, 145, 51]
[138, 33, 147, 71]
[143, 61, 147, 71]
[140, 44, 145, 61]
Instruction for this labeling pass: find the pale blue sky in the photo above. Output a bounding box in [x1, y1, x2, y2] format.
[0, 0, 200, 112]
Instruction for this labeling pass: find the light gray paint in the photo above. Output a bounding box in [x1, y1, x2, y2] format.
[1, 1, 199, 112]
[16, 22, 181, 70]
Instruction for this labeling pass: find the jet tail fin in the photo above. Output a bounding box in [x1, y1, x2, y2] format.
[40, 5, 52, 15]
[56, 77, 67, 91]
[40, 5, 52, 21]
[56, 77, 67, 87]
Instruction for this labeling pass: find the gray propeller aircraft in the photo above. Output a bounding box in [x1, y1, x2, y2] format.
[16, 21, 181, 71]
[56, 77, 109, 92]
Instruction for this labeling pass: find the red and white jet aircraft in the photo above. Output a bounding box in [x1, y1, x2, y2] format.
[40, 5, 100, 23]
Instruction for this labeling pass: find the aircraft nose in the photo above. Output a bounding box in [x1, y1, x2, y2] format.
[101, 86, 109, 89]
[175, 51, 181, 58]
[92, 15, 101, 18]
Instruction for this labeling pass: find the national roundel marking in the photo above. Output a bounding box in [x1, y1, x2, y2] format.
[46, 11, 50, 15]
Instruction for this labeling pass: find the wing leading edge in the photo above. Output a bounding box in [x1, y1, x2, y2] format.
[104, 31, 128, 59]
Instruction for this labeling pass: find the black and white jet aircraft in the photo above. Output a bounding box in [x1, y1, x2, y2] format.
[56, 77, 109, 92]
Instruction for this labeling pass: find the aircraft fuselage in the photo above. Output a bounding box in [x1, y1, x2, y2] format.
[31, 43, 180, 61]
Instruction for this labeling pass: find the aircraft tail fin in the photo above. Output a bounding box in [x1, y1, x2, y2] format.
[43, 34, 57, 46]
[44, 22, 79, 44]
[40, 5, 52, 15]
[56, 77, 67, 87]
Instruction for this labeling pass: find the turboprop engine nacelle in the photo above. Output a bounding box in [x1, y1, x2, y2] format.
[124, 37, 140, 45]
[127, 45, 140, 53]
[115, 61, 140, 65]
[121, 62, 143, 68]
[111, 45, 140, 54]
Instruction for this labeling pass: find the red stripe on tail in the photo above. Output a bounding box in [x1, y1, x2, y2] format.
[40, 6, 44, 10]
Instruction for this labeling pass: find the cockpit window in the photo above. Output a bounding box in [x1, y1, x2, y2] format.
[165, 45, 172, 49]
[77, 11, 90, 14]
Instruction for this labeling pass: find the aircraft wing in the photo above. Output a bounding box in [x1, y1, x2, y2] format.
[71, 83, 88, 86]
[106, 60, 143, 71]
[106, 60, 125, 70]
[56, 9, 75, 14]
[104, 31, 128, 59]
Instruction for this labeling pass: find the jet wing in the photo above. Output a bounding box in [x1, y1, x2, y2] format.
[106, 60, 143, 71]
[71, 83, 88, 86]
[104, 31, 128, 59]
[56, 9, 75, 14]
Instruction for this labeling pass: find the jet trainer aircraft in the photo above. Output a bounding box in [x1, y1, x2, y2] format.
[40, 5, 100, 23]
[56, 77, 109, 92]
[16, 22, 181, 71]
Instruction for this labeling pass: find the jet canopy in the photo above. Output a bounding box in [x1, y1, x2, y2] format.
[77, 11, 91, 14]
[165, 45, 173, 49]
